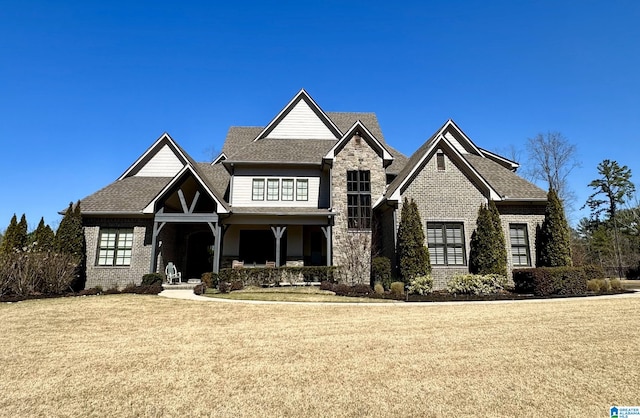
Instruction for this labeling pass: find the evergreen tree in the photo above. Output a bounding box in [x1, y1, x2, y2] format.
[488, 200, 508, 276]
[55, 202, 86, 291]
[397, 198, 431, 282]
[33, 217, 55, 252]
[55, 202, 84, 257]
[17, 214, 28, 251]
[469, 204, 491, 274]
[538, 188, 572, 267]
[0, 214, 19, 254]
[469, 202, 508, 276]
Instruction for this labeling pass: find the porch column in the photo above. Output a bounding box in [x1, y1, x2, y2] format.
[149, 220, 166, 273]
[208, 222, 222, 274]
[321, 225, 332, 266]
[271, 226, 287, 267]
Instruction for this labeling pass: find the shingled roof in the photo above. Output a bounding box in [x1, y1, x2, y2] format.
[465, 155, 546, 200]
[80, 176, 173, 214]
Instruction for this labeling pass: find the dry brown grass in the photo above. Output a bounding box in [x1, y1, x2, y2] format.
[206, 286, 394, 303]
[1, 294, 639, 417]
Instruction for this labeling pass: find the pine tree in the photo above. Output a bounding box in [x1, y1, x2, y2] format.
[17, 214, 28, 251]
[538, 188, 572, 267]
[397, 198, 431, 282]
[33, 217, 55, 252]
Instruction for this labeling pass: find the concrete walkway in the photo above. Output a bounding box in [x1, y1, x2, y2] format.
[158, 287, 640, 306]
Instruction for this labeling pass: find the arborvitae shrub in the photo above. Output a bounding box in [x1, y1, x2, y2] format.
[470, 202, 507, 276]
[537, 189, 572, 267]
[396, 198, 431, 283]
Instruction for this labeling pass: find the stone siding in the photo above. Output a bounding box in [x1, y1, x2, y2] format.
[331, 134, 386, 283]
[84, 217, 154, 289]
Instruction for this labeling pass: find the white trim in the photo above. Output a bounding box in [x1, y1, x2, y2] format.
[383, 134, 501, 205]
[444, 119, 483, 156]
[211, 152, 227, 165]
[254, 89, 342, 141]
[479, 148, 520, 170]
[118, 133, 189, 180]
[323, 120, 393, 162]
[142, 165, 229, 214]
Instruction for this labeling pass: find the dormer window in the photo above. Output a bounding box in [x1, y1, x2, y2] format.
[252, 179, 265, 200]
[282, 179, 294, 201]
[267, 179, 279, 200]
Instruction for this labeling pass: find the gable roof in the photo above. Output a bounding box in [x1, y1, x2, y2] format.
[324, 120, 393, 163]
[255, 89, 342, 140]
[81, 132, 230, 215]
[382, 119, 543, 205]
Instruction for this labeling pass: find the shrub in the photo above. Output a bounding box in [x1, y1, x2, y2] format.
[390, 281, 405, 297]
[103, 286, 121, 295]
[537, 189, 572, 267]
[201, 272, 218, 288]
[193, 284, 206, 295]
[610, 278, 622, 291]
[230, 280, 244, 291]
[218, 281, 231, 293]
[469, 203, 508, 276]
[319, 281, 333, 291]
[142, 273, 164, 286]
[408, 275, 433, 295]
[598, 278, 611, 293]
[78, 287, 101, 296]
[374, 282, 385, 295]
[587, 279, 599, 292]
[371, 257, 391, 287]
[582, 265, 604, 281]
[446, 274, 508, 295]
[218, 266, 339, 287]
[513, 267, 587, 296]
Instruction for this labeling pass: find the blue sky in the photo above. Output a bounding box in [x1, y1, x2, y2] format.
[1, 0, 639, 231]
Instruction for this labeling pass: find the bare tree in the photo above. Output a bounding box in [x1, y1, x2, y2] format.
[524, 132, 580, 213]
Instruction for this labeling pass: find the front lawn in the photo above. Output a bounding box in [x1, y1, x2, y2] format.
[1, 294, 639, 417]
[204, 286, 395, 303]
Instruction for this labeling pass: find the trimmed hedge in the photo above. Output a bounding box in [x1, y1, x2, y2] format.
[216, 266, 340, 288]
[513, 267, 587, 296]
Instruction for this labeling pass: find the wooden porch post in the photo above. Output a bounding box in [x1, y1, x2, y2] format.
[208, 222, 222, 274]
[271, 226, 287, 267]
[149, 219, 166, 273]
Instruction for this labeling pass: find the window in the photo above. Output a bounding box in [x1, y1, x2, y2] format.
[509, 224, 531, 266]
[427, 222, 466, 265]
[252, 179, 264, 200]
[296, 179, 308, 201]
[347, 170, 371, 229]
[281, 179, 294, 201]
[437, 153, 445, 170]
[97, 228, 133, 266]
[267, 179, 279, 200]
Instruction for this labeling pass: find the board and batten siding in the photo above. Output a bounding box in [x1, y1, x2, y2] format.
[265, 99, 337, 139]
[135, 144, 185, 177]
[232, 176, 320, 207]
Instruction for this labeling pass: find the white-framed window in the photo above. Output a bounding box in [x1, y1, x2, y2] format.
[97, 228, 133, 266]
[282, 179, 294, 201]
[252, 179, 265, 200]
[296, 179, 308, 201]
[267, 179, 279, 201]
[509, 224, 531, 266]
[427, 222, 466, 266]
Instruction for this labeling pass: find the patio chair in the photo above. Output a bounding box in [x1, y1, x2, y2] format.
[165, 262, 182, 284]
[265, 261, 276, 268]
[232, 260, 244, 269]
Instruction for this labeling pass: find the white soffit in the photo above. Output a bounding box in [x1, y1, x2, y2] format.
[135, 144, 185, 177]
[265, 99, 337, 139]
[444, 131, 469, 155]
